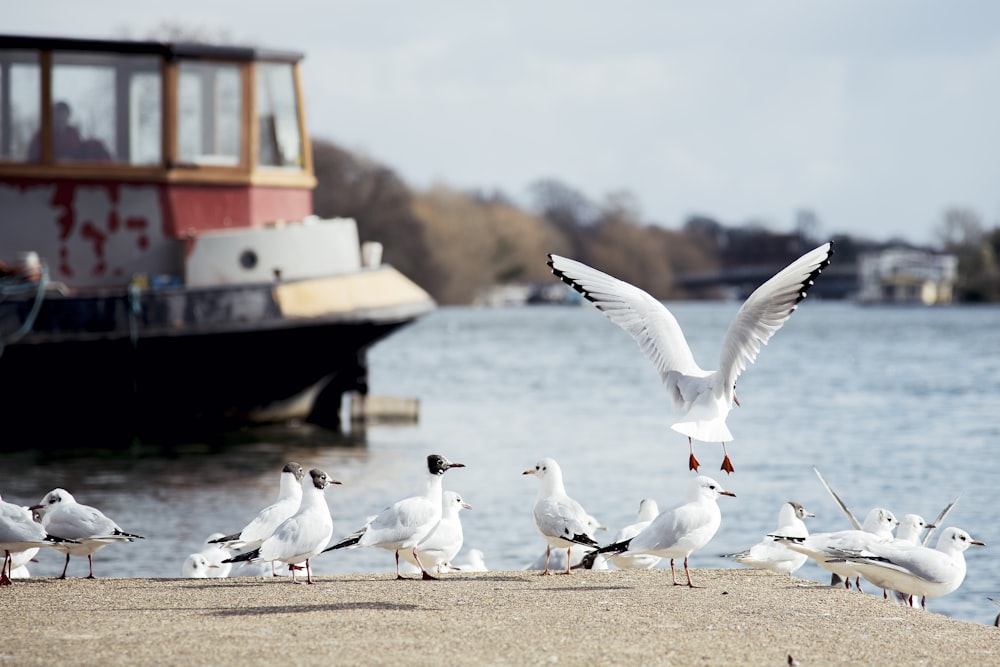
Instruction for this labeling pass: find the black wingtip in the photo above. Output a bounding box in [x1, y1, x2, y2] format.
[322, 533, 363, 553]
[222, 547, 261, 564]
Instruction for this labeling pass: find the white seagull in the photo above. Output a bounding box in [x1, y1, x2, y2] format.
[223, 468, 340, 584]
[197, 533, 233, 578]
[322, 454, 466, 580]
[725, 501, 815, 575]
[585, 476, 736, 587]
[181, 553, 220, 578]
[548, 242, 833, 473]
[30, 488, 144, 579]
[523, 457, 600, 575]
[400, 490, 471, 574]
[894, 514, 932, 545]
[771, 507, 898, 591]
[1, 494, 78, 585]
[209, 462, 305, 551]
[609, 499, 662, 570]
[829, 527, 985, 610]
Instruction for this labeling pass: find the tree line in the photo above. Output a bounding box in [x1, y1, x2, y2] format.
[311, 137, 1000, 304]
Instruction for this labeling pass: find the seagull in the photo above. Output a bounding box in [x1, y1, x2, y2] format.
[198, 533, 233, 578]
[210, 462, 305, 552]
[29, 488, 144, 579]
[322, 454, 466, 580]
[828, 527, 985, 610]
[609, 499, 662, 570]
[1, 494, 78, 585]
[894, 514, 933, 545]
[724, 501, 815, 575]
[583, 476, 736, 587]
[771, 507, 898, 591]
[223, 469, 340, 584]
[399, 490, 471, 574]
[523, 457, 600, 575]
[181, 553, 220, 578]
[548, 242, 833, 473]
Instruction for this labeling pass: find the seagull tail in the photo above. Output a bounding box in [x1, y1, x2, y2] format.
[322, 529, 364, 553]
[113, 529, 145, 540]
[208, 531, 241, 545]
[579, 538, 633, 569]
[222, 547, 261, 564]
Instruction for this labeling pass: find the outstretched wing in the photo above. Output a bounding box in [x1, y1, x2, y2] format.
[548, 254, 704, 392]
[717, 242, 833, 394]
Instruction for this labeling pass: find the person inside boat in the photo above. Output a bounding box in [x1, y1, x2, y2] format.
[27, 101, 110, 162]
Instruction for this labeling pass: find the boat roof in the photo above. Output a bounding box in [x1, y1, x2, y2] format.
[0, 33, 303, 63]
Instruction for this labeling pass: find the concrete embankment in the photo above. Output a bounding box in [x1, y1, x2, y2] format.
[3, 569, 997, 666]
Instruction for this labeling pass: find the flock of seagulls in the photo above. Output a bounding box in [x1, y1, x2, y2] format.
[0, 244, 989, 622]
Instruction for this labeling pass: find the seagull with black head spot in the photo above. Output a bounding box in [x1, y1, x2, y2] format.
[548, 242, 833, 473]
[322, 454, 466, 580]
[30, 488, 143, 580]
[209, 462, 304, 551]
[210, 462, 305, 576]
[223, 468, 340, 584]
[523, 457, 600, 575]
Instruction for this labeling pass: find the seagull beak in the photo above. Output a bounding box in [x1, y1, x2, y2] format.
[804, 511, 816, 518]
[924, 523, 936, 530]
[522, 469, 535, 476]
[733, 393, 740, 407]
[972, 539, 986, 547]
[330, 479, 343, 485]
[28, 504, 43, 511]
[461, 502, 472, 510]
[446, 462, 465, 470]
[720, 490, 736, 498]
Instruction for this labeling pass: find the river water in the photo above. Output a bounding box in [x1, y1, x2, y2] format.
[3, 301, 999, 625]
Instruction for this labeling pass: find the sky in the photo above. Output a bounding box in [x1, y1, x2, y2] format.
[7, 1, 1000, 244]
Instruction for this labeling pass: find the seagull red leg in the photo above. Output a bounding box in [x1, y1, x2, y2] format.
[413, 548, 438, 580]
[1, 552, 11, 586]
[58, 553, 70, 579]
[688, 438, 700, 472]
[720, 443, 735, 474]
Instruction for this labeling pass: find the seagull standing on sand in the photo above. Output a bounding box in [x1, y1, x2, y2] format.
[30, 489, 143, 579]
[609, 499, 662, 570]
[830, 527, 985, 610]
[523, 458, 600, 575]
[584, 476, 735, 587]
[210, 462, 304, 552]
[724, 501, 815, 575]
[400, 490, 471, 574]
[223, 469, 340, 584]
[210, 462, 304, 576]
[548, 242, 833, 473]
[771, 507, 898, 591]
[198, 533, 233, 578]
[322, 454, 465, 580]
[181, 553, 220, 578]
[1, 494, 78, 585]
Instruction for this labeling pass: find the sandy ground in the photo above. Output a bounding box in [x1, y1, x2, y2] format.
[2, 568, 997, 666]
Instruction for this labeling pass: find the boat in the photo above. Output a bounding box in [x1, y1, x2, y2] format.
[0, 34, 435, 447]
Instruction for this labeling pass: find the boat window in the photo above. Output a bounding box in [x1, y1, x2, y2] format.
[0, 50, 41, 162]
[177, 61, 242, 167]
[49, 51, 162, 165]
[256, 62, 303, 169]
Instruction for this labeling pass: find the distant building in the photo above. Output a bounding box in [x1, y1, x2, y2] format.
[857, 247, 957, 305]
